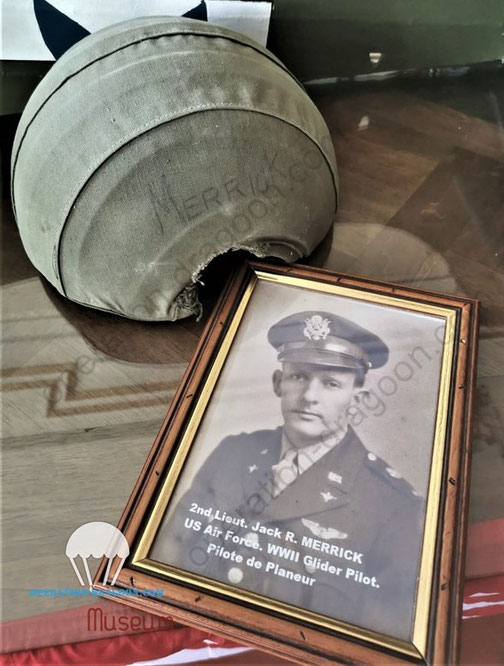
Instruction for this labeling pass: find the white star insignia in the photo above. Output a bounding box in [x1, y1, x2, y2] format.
[321, 491, 337, 502]
[248, 464, 258, 473]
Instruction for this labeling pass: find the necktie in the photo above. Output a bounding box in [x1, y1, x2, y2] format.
[272, 449, 298, 497]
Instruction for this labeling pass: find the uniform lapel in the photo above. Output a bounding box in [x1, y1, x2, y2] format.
[240, 428, 282, 506]
[261, 427, 366, 523]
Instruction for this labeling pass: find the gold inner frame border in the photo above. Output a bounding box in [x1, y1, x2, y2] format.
[131, 266, 458, 660]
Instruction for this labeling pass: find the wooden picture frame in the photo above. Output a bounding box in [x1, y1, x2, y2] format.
[95, 261, 479, 665]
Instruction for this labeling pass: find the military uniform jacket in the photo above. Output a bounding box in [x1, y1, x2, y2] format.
[153, 426, 424, 641]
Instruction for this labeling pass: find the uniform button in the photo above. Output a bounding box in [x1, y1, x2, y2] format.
[228, 567, 243, 584]
[305, 561, 316, 574]
[367, 453, 377, 461]
[244, 532, 259, 545]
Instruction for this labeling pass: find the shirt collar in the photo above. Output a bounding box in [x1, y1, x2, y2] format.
[280, 427, 348, 475]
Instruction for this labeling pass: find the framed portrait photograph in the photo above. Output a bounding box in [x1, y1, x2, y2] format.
[96, 261, 479, 665]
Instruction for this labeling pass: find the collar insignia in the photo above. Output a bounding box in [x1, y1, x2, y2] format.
[386, 467, 401, 479]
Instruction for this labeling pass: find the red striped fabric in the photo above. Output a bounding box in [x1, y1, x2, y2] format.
[4, 577, 503, 666]
[0, 627, 240, 666]
[462, 576, 504, 620]
[3, 518, 503, 665]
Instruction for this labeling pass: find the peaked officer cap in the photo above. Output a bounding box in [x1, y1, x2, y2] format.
[268, 311, 389, 371]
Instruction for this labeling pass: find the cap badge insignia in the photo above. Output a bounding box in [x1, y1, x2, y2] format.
[321, 491, 337, 502]
[302, 518, 348, 540]
[303, 315, 331, 341]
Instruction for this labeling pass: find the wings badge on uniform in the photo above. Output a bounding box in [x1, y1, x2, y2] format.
[301, 518, 348, 540]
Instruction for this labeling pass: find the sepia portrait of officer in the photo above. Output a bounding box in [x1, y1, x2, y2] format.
[152, 311, 425, 640]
